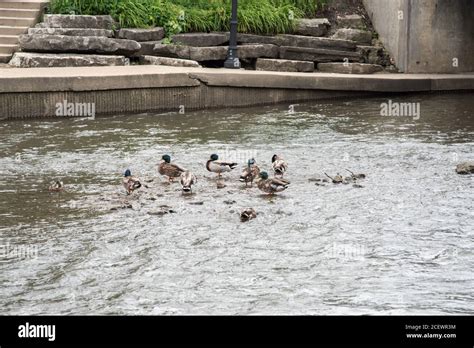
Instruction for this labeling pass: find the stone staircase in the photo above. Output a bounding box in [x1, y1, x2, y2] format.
[0, 0, 49, 63]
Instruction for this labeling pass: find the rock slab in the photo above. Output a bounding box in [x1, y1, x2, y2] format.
[42, 15, 115, 29]
[19, 34, 141, 56]
[357, 45, 391, 66]
[118, 28, 165, 42]
[256, 58, 314, 72]
[295, 18, 330, 37]
[317, 62, 383, 74]
[140, 55, 201, 68]
[9, 52, 129, 68]
[333, 29, 372, 45]
[337, 15, 365, 29]
[279, 46, 361, 63]
[28, 28, 115, 37]
[172, 33, 229, 47]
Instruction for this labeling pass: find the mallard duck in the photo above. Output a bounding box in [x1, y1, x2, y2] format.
[272, 154, 288, 177]
[48, 180, 64, 192]
[324, 173, 344, 184]
[240, 208, 257, 222]
[158, 154, 186, 182]
[239, 158, 260, 187]
[206, 154, 237, 178]
[257, 171, 290, 195]
[345, 169, 366, 180]
[180, 171, 197, 193]
[123, 169, 142, 195]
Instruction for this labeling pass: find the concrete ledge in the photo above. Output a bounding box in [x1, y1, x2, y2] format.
[0, 66, 473, 118]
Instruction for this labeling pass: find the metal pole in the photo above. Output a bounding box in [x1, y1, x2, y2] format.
[224, 0, 240, 69]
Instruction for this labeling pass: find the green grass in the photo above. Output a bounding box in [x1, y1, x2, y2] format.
[49, 0, 328, 36]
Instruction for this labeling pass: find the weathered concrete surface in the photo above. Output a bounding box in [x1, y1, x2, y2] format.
[43, 15, 115, 29]
[317, 62, 383, 74]
[0, 66, 473, 118]
[140, 55, 201, 68]
[172, 33, 229, 47]
[28, 28, 115, 37]
[363, 0, 474, 73]
[256, 58, 314, 72]
[333, 29, 372, 45]
[19, 34, 141, 56]
[279, 46, 361, 62]
[9, 52, 129, 68]
[295, 18, 330, 37]
[117, 28, 164, 42]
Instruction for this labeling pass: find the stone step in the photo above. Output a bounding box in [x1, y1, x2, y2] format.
[238, 34, 357, 51]
[317, 62, 383, 74]
[0, 44, 17, 54]
[0, 0, 49, 10]
[279, 46, 361, 63]
[0, 25, 29, 35]
[140, 55, 201, 68]
[172, 32, 228, 47]
[118, 28, 165, 42]
[332, 29, 372, 45]
[0, 16, 36, 27]
[0, 53, 11, 63]
[0, 35, 19, 44]
[42, 15, 115, 29]
[256, 58, 314, 72]
[9, 52, 129, 68]
[19, 34, 141, 56]
[0, 8, 39, 18]
[28, 27, 115, 37]
[295, 18, 330, 37]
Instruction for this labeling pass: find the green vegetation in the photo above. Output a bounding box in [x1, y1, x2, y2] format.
[49, 0, 328, 36]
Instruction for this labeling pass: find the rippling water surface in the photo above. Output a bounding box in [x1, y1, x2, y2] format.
[1, 92, 473, 315]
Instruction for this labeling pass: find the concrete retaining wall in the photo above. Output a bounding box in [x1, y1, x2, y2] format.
[1, 66, 473, 119]
[363, 0, 474, 73]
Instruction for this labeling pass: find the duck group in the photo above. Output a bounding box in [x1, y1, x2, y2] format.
[122, 153, 290, 198]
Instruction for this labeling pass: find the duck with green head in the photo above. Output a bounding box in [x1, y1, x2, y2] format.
[123, 169, 142, 195]
[158, 154, 186, 182]
[206, 154, 237, 178]
[239, 158, 260, 187]
[257, 171, 290, 195]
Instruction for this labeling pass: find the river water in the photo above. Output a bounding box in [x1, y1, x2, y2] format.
[1, 92, 473, 315]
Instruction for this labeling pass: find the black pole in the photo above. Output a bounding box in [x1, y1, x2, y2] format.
[224, 0, 240, 69]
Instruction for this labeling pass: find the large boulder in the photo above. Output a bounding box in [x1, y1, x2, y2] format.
[256, 58, 314, 72]
[172, 32, 229, 47]
[317, 62, 383, 74]
[279, 46, 361, 63]
[28, 28, 114, 37]
[117, 28, 164, 42]
[140, 55, 201, 68]
[332, 29, 372, 45]
[278, 35, 357, 51]
[455, 162, 474, 174]
[19, 34, 141, 56]
[295, 18, 330, 37]
[9, 52, 129, 68]
[42, 15, 115, 29]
